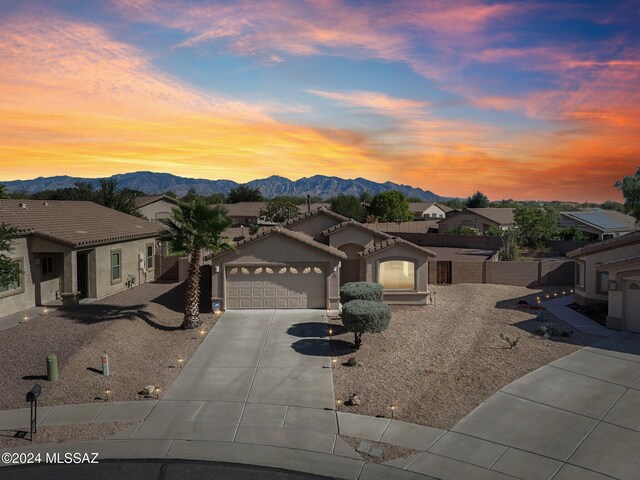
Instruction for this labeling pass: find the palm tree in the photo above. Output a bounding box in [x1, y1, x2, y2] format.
[160, 199, 234, 329]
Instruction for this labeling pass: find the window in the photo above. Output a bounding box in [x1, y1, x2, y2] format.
[0, 258, 24, 297]
[597, 270, 609, 293]
[111, 250, 121, 284]
[378, 260, 415, 290]
[41, 255, 54, 277]
[575, 262, 585, 288]
[146, 244, 154, 270]
[629, 283, 639, 290]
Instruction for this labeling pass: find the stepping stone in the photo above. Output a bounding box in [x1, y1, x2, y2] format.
[369, 446, 384, 458]
[357, 441, 373, 454]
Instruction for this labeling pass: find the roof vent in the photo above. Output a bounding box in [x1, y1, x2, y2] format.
[19, 202, 27, 208]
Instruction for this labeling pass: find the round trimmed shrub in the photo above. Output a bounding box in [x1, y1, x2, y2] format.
[340, 282, 384, 304]
[341, 299, 391, 349]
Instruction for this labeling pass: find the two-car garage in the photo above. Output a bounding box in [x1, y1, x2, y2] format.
[225, 264, 327, 309]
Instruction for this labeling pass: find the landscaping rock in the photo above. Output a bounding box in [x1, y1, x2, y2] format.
[348, 393, 361, 406]
[140, 385, 155, 396]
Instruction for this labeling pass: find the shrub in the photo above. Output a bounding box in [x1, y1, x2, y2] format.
[538, 322, 559, 339]
[342, 299, 391, 349]
[340, 282, 384, 304]
[345, 357, 358, 367]
[448, 226, 480, 236]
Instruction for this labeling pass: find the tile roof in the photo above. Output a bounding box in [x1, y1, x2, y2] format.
[408, 202, 452, 214]
[567, 231, 640, 258]
[598, 255, 640, 270]
[221, 202, 268, 217]
[0, 199, 162, 248]
[445, 208, 515, 225]
[281, 207, 352, 227]
[321, 219, 393, 239]
[359, 237, 437, 258]
[207, 226, 348, 261]
[133, 195, 178, 209]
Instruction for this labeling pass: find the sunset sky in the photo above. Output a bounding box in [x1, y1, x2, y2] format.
[1, 0, 639, 201]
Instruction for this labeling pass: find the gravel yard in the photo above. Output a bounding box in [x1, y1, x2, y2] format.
[0, 282, 217, 411]
[330, 284, 601, 430]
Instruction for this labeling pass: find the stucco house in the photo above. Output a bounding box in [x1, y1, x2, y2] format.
[0, 200, 162, 318]
[408, 202, 451, 220]
[437, 208, 515, 234]
[134, 195, 179, 224]
[567, 232, 640, 332]
[208, 208, 436, 310]
[223, 201, 331, 227]
[559, 209, 637, 241]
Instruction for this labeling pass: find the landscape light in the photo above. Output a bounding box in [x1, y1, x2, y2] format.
[199, 329, 206, 337]
[178, 358, 184, 368]
[336, 399, 342, 408]
[23, 315, 28, 322]
[105, 388, 111, 401]
[389, 404, 397, 419]
[155, 387, 160, 399]
[332, 358, 337, 367]
[328, 328, 333, 336]
[43, 307, 48, 315]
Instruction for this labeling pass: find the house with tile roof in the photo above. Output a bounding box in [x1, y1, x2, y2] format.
[207, 208, 436, 310]
[437, 208, 515, 234]
[559, 209, 637, 241]
[0, 200, 162, 318]
[133, 194, 178, 224]
[567, 231, 640, 332]
[408, 202, 452, 220]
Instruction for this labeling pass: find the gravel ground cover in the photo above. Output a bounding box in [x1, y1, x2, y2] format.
[330, 284, 601, 430]
[0, 422, 135, 449]
[0, 282, 217, 410]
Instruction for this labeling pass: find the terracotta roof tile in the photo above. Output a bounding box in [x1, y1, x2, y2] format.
[0, 199, 162, 248]
[133, 195, 178, 209]
[281, 207, 351, 228]
[321, 219, 393, 239]
[567, 231, 640, 258]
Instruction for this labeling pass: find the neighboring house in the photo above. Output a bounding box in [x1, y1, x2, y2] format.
[438, 208, 515, 234]
[0, 200, 162, 318]
[567, 232, 640, 332]
[408, 202, 451, 220]
[134, 195, 178, 223]
[559, 209, 637, 241]
[222, 202, 267, 226]
[208, 208, 436, 310]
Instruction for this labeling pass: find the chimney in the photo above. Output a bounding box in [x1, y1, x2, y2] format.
[307, 194, 311, 213]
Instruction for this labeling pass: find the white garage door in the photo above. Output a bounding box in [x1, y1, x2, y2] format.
[226, 265, 326, 309]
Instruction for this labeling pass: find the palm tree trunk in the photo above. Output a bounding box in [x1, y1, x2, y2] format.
[181, 248, 201, 329]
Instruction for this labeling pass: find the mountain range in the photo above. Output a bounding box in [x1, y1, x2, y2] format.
[3, 172, 440, 201]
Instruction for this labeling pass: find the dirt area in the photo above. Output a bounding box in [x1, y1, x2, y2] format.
[330, 284, 601, 430]
[0, 282, 217, 410]
[0, 422, 135, 449]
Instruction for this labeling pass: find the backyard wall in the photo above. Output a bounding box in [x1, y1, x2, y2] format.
[431, 260, 574, 287]
[395, 233, 503, 250]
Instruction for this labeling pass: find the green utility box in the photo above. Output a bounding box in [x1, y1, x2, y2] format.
[47, 355, 58, 382]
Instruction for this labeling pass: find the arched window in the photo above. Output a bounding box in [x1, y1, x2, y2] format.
[378, 260, 415, 290]
[629, 283, 640, 290]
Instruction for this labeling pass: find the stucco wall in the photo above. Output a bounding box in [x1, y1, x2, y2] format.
[210, 234, 342, 309]
[94, 237, 157, 299]
[362, 245, 429, 305]
[328, 227, 377, 250]
[138, 200, 176, 223]
[0, 237, 35, 317]
[288, 215, 341, 242]
[574, 242, 640, 302]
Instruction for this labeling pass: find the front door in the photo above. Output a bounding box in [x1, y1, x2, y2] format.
[624, 281, 640, 332]
[77, 252, 88, 298]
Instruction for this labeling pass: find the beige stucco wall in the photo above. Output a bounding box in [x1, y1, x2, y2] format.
[604, 261, 640, 331]
[328, 226, 378, 250]
[94, 237, 157, 299]
[362, 244, 430, 305]
[138, 200, 176, 224]
[210, 233, 342, 309]
[574, 242, 640, 304]
[288, 214, 341, 242]
[438, 213, 498, 233]
[0, 237, 35, 317]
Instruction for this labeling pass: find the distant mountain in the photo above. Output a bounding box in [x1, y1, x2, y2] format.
[3, 171, 440, 201]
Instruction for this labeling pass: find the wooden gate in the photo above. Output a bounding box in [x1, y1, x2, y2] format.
[436, 261, 452, 284]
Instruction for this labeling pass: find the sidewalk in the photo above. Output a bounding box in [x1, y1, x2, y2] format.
[541, 295, 615, 337]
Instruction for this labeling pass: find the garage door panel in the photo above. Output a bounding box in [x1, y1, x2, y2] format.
[227, 264, 326, 309]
